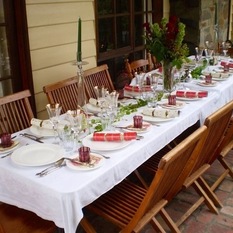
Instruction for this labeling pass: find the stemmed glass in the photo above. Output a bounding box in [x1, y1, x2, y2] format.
[222, 42, 228, 57]
[66, 109, 83, 143]
[195, 47, 204, 63]
[105, 91, 119, 129]
[46, 103, 62, 143]
[205, 41, 214, 57]
[94, 86, 108, 109]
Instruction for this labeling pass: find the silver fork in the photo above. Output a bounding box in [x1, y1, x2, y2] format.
[36, 158, 65, 177]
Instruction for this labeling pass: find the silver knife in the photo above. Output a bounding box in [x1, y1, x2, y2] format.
[20, 133, 44, 143]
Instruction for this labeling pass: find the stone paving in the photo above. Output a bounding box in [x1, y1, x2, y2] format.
[77, 150, 233, 232]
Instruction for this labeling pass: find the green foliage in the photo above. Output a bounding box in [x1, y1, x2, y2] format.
[143, 17, 189, 69]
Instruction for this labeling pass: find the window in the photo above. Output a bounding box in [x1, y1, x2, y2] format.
[0, 0, 34, 105]
[96, 0, 163, 86]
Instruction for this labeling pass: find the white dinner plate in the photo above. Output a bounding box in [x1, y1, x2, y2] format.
[142, 115, 175, 123]
[82, 133, 133, 151]
[197, 81, 218, 87]
[176, 96, 202, 101]
[0, 141, 20, 154]
[66, 153, 105, 171]
[158, 100, 186, 110]
[11, 144, 63, 166]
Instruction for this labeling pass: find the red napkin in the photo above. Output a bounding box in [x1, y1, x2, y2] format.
[124, 85, 151, 92]
[176, 90, 208, 98]
[93, 132, 137, 141]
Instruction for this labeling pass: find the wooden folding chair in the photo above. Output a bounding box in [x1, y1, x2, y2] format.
[0, 204, 56, 233]
[175, 101, 233, 227]
[83, 64, 115, 100]
[0, 90, 34, 134]
[133, 101, 233, 228]
[125, 53, 152, 80]
[84, 126, 208, 233]
[43, 76, 80, 114]
[210, 117, 233, 190]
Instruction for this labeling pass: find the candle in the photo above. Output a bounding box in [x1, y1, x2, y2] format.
[77, 17, 82, 62]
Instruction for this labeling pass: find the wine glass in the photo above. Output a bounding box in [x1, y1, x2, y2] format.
[195, 47, 204, 63]
[205, 41, 214, 57]
[66, 109, 83, 143]
[46, 103, 62, 143]
[105, 91, 119, 129]
[222, 42, 228, 57]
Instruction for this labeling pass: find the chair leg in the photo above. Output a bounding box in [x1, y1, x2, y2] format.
[218, 156, 233, 178]
[80, 217, 96, 233]
[192, 180, 219, 213]
[176, 196, 205, 227]
[197, 176, 222, 208]
[160, 208, 181, 233]
[149, 217, 167, 233]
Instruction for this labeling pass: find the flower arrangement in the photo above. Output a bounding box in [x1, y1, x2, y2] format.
[143, 16, 189, 69]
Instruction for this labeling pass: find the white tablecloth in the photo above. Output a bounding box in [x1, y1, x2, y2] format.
[0, 70, 233, 233]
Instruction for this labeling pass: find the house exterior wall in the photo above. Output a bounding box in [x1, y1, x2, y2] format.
[26, 0, 96, 118]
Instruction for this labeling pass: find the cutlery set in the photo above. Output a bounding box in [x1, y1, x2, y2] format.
[20, 133, 44, 143]
[36, 157, 96, 177]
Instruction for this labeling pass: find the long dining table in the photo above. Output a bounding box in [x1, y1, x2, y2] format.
[0, 62, 233, 233]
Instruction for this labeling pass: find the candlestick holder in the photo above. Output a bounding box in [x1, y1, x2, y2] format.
[76, 61, 87, 108]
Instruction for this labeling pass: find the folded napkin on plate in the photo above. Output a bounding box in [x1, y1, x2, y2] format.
[124, 85, 151, 92]
[176, 90, 208, 98]
[93, 132, 137, 141]
[30, 118, 54, 130]
[143, 108, 180, 118]
[89, 98, 100, 106]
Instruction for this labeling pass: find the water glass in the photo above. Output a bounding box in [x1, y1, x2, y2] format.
[58, 126, 75, 154]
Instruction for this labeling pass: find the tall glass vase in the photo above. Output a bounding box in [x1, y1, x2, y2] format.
[162, 60, 175, 93]
[77, 61, 86, 107]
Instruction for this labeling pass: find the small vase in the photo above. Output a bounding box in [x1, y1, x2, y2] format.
[162, 60, 175, 93]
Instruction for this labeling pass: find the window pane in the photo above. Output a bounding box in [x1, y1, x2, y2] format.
[98, 18, 114, 52]
[98, 0, 113, 15]
[116, 0, 129, 13]
[134, 15, 144, 46]
[116, 16, 130, 48]
[134, 0, 143, 12]
[0, 27, 11, 78]
[0, 0, 4, 23]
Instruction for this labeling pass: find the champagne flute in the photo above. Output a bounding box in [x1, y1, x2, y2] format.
[46, 103, 62, 143]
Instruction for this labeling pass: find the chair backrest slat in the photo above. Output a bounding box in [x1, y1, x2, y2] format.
[43, 77, 80, 114]
[0, 90, 34, 134]
[84, 64, 115, 99]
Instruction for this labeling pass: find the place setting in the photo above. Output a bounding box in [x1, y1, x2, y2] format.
[112, 115, 152, 134]
[157, 94, 186, 110]
[0, 133, 20, 158]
